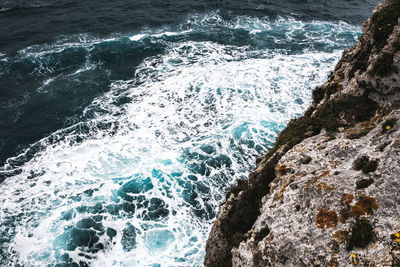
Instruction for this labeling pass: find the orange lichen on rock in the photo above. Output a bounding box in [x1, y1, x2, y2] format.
[317, 182, 335, 191]
[340, 193, 354, 205]
[273, 181, 289, 202]
[328, 257, 339, 267]
[316, 208, 338, 228]
[318, 182, 328, 189]
[351, 195, 379, 217]
[275, 164, 288, 176]
[332, 230, 349, 244]
[320, 170, 330, 178]
[311, 170, 330, 185]
[339, 207, 351, 223]
[345, 120, 376, 139]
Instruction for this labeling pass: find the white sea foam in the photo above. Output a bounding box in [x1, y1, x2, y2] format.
[130, 30, 193, 42]
[0, 13, 359, 266]
[130, 34, 147, 41]
[0, 52, 6, 64]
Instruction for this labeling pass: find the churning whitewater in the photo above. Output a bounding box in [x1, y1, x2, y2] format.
[0, 12, 360, 266]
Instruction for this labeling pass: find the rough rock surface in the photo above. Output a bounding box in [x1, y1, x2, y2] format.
[205, 1, 400, 266]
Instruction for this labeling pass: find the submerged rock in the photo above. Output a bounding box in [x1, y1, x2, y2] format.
[205, 1, 400, 266]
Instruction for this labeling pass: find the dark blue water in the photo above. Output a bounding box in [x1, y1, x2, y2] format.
[0, 0, 377, 54]
[0, 0, 379, 266]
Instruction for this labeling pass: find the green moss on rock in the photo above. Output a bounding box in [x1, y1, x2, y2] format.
[347, 218, 376, 250]
[371, 3, 400, 50]
[356, 178, 374, 190]
[381, 118, 397, 133]
[265, 95, 378, 163]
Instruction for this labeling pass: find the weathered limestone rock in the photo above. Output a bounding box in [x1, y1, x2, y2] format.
[205, 1, 400, 266]
[233, 113, 400, 266]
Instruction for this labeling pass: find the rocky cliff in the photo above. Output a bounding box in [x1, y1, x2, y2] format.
[205, 1, 400, 266]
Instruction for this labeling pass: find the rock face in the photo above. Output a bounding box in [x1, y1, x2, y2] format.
[205, 1, 400, 266]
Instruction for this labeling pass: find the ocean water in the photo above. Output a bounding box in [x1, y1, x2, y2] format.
[0, 0, 378, 266]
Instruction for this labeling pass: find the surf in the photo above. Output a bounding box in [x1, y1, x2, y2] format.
[0, 12, 360, 266]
